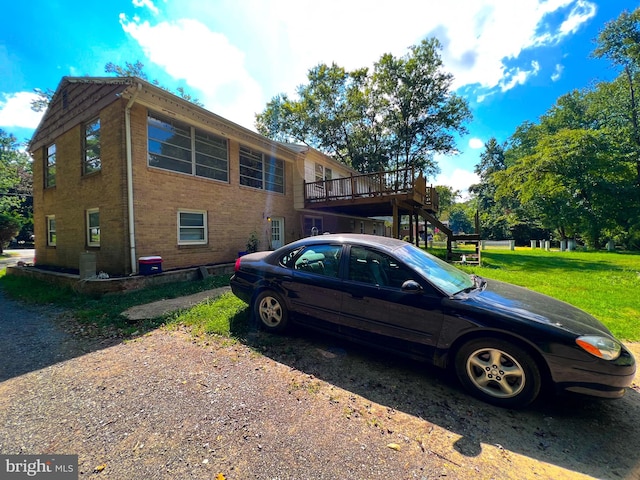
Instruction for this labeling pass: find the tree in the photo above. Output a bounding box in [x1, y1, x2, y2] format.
[256, 39, 471, 177]
[496, 128, 628, 248]
[593, 8, 640, 189]
[0, 130, 32, 249]
[373, 39, 471, 177]
[0, 211, 22, 254]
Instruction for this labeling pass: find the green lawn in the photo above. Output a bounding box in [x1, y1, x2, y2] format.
[1, 247, 639, 342]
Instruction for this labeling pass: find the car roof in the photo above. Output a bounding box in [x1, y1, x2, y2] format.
[282, 234, 411, 252]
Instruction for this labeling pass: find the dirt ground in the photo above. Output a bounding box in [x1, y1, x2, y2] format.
[1, 290, 639, 480]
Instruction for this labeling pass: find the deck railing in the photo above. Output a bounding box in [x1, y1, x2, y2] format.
[304, 166, 438, 211]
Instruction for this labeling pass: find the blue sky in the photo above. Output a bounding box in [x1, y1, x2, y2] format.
[1, 0, 636, 196]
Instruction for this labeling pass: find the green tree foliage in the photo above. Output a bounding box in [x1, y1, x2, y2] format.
[593, 8, 640, 188]
[0, 211, 22, 254]
[256, 39, 471, 176]
[0, 130, 32, 251]
[469, 8, 640, 249]
[496, 128, 628, 248]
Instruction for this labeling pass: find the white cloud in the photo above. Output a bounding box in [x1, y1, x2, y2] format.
[469, 138, 485, 149]
[132, 0, 159, 15]
[436, 168, 480, 199]
[117, 1, 597, 134]
[499, 60, 541, 92]
[120, 15, 264, 129]
[551, 63, 564, 81]
[0, 92, 43, 129]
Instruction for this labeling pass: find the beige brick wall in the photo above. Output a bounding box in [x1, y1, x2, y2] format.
[33, 100, 129, 275]
[129, 105, 299, 273]
[34, 96, 347, 277]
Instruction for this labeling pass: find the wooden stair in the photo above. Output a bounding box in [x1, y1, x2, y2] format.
[418, 210, 481, 265]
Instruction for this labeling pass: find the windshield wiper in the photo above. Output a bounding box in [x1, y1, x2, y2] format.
[454, 274, 485, 296]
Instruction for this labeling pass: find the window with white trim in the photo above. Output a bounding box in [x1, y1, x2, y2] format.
[178, 210, 207, 245]
[148, 113, 228, 182]
[86, 209, 100, 247]
[45, 144, 56, 187]
[84, 118, 101, 174]
[239, 145, 284, 193]
[46, 216, 56, 246]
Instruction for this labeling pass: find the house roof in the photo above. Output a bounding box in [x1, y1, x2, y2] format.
[29, 76, 136, 152]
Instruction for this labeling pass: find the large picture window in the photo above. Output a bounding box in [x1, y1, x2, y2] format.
[45, 144, 56, 187]
[86, 209, 100, 247]
[239, 145, 284, 193]
[178, 210, 207, 245]
[83, 118, 101, 174]
[148, 113, 228, 182]
[46, 216, 56, 246]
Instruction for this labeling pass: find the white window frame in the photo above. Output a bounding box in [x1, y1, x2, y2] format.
[178, 209, 208, 245]
[46, 215, 56, 247]
[86, 209, 100, 247]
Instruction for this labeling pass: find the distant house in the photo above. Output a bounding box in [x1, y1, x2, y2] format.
[28, 77, 389, 276]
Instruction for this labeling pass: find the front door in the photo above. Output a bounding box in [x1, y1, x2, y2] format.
[270, 217, 284, 249]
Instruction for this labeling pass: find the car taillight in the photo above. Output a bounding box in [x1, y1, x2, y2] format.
[234, 257, 242, 271]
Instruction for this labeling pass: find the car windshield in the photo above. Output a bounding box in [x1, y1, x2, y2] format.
[395, 244, 475, 296]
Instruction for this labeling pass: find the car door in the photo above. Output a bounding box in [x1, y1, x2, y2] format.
[339, 245, 444, 358]
[286, 243, 345, 328]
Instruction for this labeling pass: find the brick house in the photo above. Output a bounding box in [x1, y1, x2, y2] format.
[28, 77, 386, 276]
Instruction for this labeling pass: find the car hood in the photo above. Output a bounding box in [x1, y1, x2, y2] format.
[463, 279, 613, 337]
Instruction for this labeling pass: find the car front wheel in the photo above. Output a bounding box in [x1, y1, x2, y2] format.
[253, 290, 289, 332]
[455, 338, 542, 408]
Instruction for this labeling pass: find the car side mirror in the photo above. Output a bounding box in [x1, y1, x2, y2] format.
[401, 280, 423, 293]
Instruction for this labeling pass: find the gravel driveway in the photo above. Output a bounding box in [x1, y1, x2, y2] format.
[1, 290, 639, 479]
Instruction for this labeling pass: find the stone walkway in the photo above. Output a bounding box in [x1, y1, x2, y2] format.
[122, 286, 231, 321]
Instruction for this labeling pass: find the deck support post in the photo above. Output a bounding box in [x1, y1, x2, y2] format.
[392, 201, 399, 239]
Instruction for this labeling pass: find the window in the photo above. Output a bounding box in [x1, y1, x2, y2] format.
[239, 146, 284, 193]
[293, 244, 342, 278]
[45, 144, 56, 187]
[148, 113, 228, 182]
[315, 163, 324, 183]
[178, 210, 207, 245]
[84, 118, 101, 174]
[348, 246, 418, 288]
[303, 216, 323, 236]
[46, 216, 56, 246]
[86, 209, 100, 247]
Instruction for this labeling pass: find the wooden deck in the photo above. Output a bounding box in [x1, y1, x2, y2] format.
[303, 167, 439, 216]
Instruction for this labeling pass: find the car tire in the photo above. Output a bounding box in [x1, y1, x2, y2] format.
[455, 337, 542, 408]
[253, 290, 289, 332]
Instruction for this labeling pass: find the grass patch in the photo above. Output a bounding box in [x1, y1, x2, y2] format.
[166, 291, 250, 338]
[0, 268, 233, 334]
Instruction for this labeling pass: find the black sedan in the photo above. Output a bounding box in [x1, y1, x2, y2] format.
[230, 234, 636, 408]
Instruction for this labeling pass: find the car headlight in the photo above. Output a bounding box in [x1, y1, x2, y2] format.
[576, 335, 622, 360]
